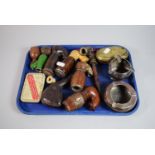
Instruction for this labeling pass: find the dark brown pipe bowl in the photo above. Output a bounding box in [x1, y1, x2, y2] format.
[63, 86, 100, 111]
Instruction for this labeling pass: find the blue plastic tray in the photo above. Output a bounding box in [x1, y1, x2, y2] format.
[16, 45, 139, 115]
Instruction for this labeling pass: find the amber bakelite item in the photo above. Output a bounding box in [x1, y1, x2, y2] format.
[63, 86, 100, 111]
[71, 62, 92, 92]
[30, 47, 40, 63]
[41, 75, 71, 107]
[43, 46, 68, 76]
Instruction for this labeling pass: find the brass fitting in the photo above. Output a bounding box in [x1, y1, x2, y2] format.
[79, 47, 93, 56]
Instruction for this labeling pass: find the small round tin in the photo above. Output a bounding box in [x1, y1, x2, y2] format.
[96, 46, 128, 63]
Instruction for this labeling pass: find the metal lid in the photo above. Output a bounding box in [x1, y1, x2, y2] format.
[96, 46, 128, 63]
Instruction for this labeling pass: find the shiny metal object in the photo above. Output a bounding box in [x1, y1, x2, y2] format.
[104, 81, 137, 112]
[79, 47, 93, 56]
[96, 46, 128, 63]
[108, 56, 134, 80]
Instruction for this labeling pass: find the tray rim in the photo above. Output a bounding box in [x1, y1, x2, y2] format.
[16, 44, 140, 116]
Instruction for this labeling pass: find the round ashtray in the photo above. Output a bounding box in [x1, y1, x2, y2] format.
[108, 57, 133, 80]
[104, 81, 137, 112]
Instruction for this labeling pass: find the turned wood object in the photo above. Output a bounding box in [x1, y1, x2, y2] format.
[63, 86, 100, 111]
[43, 46, 68, 76]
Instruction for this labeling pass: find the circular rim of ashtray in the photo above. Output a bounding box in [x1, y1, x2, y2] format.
[104, 81, 137, 112]
[108, 57, 133, 80]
